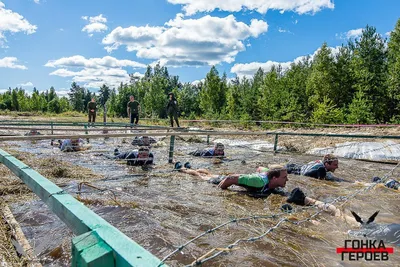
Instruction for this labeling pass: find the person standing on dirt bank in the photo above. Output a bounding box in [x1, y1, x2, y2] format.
[87, 98, 97, 126]
[127, 95, 141, 126]
[166, 92, 180, 127]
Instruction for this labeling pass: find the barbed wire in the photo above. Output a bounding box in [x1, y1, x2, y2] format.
[156, 190, 342, 266]
[157, 162, 400, 266]
[156, 207, 313, 267]
[77, 182, 121, 206]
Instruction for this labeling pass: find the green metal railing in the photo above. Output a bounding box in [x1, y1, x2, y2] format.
[0, 149, 166, 267]
[0, 120, 168, 128]
[1, 130, 400, 162]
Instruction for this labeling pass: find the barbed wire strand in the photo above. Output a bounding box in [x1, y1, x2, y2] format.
[182, 162, 400, 267]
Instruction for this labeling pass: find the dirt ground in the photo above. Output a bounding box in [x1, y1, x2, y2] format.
[0, 118, 399, 266]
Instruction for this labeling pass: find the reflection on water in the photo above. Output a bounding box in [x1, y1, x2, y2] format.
[4, 136, 400, 267]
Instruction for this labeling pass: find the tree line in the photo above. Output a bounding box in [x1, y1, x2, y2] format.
[1, 20, 400, 124]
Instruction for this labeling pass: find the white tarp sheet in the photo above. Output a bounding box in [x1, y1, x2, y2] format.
[213, 138, 283, 151]
[308, 141, 400, 161]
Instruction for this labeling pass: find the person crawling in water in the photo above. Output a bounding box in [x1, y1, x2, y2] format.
[108, 146, 154, 166]
[189, 142, 225, 158]
[259, 154, 350, 182]
[58, 139, 86, 152]
[174, 162, 288, 197]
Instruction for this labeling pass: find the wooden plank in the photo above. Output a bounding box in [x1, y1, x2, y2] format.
[0, 203, 42, 267]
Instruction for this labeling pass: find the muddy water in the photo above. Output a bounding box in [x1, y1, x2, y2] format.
[3, 134, 400, 267]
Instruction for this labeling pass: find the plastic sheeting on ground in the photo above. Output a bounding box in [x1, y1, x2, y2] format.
[307, 141, 400, 162]
[213, 138, 284, 152]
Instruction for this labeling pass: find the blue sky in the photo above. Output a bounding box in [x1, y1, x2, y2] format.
[0, 0, 399, 95]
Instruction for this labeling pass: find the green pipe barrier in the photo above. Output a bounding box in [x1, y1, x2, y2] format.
[1, 131, 400, 142]
[0, 121, 170, 129]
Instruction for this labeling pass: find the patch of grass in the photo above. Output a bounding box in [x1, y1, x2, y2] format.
[281, 141, 303, 153]
[8, 154, 102, 182]
[0, 165, 33, 201]
[0, 147, 103, 205]
[75, 196, 139, 208]
[185, 136, 203, 143]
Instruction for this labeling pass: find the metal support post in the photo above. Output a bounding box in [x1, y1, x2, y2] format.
[168, 135, 175, 163]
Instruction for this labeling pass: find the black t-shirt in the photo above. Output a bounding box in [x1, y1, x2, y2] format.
[127, 101, 140, 114]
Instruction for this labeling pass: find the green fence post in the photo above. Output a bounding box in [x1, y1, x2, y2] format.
[168, 135, 175, 163]
[273, 134, 279, 153]
[207, 135, 210, 145]
[51, 122, 54, 135]
[84, 125, 89, 143]
[71, 231, 114, 267]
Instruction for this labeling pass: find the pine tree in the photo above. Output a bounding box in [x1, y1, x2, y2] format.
[306, 42, 336, 109]
[68, 82, 85, 112]
[48, 86, 57, 102]
[351, 25, 388, 122]
[99, 84, 111, 123]
[333, 45, 355, 107]
[258, 66, 282, 120]
[387, 18, 400, 120]
[226, 76, 241, 119]
[11, 89, 19, 111]
[347, 89, 374, 124]
[311, 96, 344, 124]
[200, 66, 223, 116]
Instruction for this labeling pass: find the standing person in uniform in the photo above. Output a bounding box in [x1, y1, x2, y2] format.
[87, 98, 97, 127]
[166, 92, 180, 127]
[127, 95, 141, 126]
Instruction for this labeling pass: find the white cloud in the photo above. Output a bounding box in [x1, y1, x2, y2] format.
[167, 0, 334, 16]
[33, 0, 40, 4]
[82, 14, 108, 36]
[191, 79, 205, 85]
[0, 57, 28, 69]
[130, 72, 144, 78]
[0, 2, 37, 47]
[385, 31, 392, 37]
[278, 27, 293, 34]
[337, 28, 363, 40]
[103, 14, 268, 67]
[346, 28, 363, 39]
[45, 55, 146, 88]
[55, 90, 70, 97]
[45, 55, 145, 69]
[18, 81, 33, 87]
[231, 46, 340, 77]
